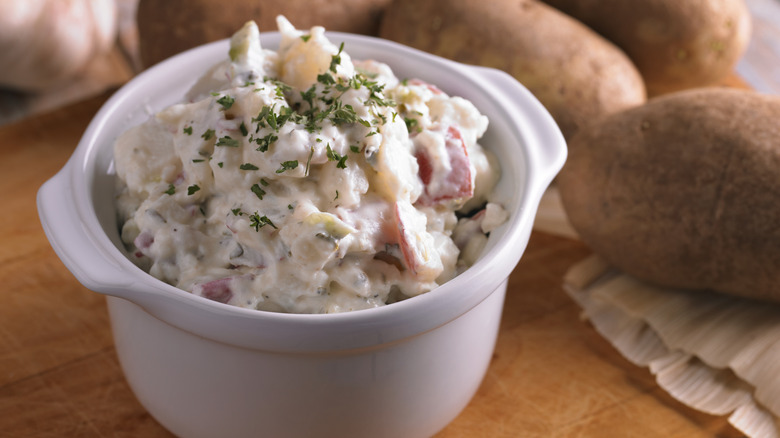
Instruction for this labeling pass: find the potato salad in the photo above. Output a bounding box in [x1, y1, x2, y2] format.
[114, 17, 507, 313]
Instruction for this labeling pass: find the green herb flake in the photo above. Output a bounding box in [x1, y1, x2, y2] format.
[253, 106, 271, 128]
[164, 184, 175, 195]
[300, 85, 316, 109]
[331, 102, 358, 126]
[192, 159, 205, 163]
[217, 162, 224, 168]
[317, 73, 336, 86]
[239, 121, 248, 136]
[217, 95, 235, 110]
[300, 34, 311, 42]
[262, 76, 292, 99]
[329, 42, 345, 73]
[259, 178, 270, 186]
[250, 183, 266, 200]
[326, 144, 348, 169]
[276, 160, 299, 174]
[404, 117, 420, 133]
[350, 145, 360, 153]
[183, 126, 193, 135]
[201, 129, 216, 140]
[249, 212, 277, 231]
[216, 136, 240, 147]
[304, 145, 314, 176]
[240, 163, 259, 171]
[187, 184, 200, 195]
[231, 208, 243, 216]
[255, 133, 278, 152]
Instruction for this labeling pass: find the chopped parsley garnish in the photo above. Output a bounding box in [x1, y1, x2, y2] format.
[239, 121, 248, 136]
[259, 178, 270, 186]
[263, 76, 292, 99]
[249, 213, 277, 231]
[183, 126, 193, 135]
[367, 87, 394, 107]
[254, 133, 278, 152]
[250, 183, 266, 200]
[276, 160, 299, 173]
[217, 162, 224, 168]
[253, 106, 271, 127]
[201, 129, 215, 140]
[317, 73, 336, 86]
[240, 163, 259, 170]
[231, 208, 243, 216]
[253, 105, 302, 133]
[300, 34, 311, 42]
[217, 95, 235, 110]
[404, 117, 420, 133]
[350, 145, 360, 153]
[216, 136, 240, 147]
[300, 85, 316, 108]
[304, 145, 314, 176]
[164, 184, 175, 195]
[187, 184, 200, 195]
[326, 144, 348, 169]
[329, 42, 344, 73]
[192, 158, 205, 163]
[330, 101, 359, 126]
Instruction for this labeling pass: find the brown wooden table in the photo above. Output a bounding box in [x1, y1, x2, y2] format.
[0, 92, 743, 437]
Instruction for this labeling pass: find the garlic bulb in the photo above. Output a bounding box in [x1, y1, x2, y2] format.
[0, 0, 117, 92]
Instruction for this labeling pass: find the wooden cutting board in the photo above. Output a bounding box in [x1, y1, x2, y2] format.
[0, 90, 745, 437]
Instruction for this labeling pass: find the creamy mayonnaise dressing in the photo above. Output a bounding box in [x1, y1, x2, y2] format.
[114, 17, 507, 313]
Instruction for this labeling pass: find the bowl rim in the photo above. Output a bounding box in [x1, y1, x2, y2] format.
[38, 29, 566, 351]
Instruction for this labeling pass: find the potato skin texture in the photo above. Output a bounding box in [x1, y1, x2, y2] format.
[136, 0, 392, 68]
[541, 0, 752, 96]
[378, 0, 646, 140]
[558, 88, 780, 303]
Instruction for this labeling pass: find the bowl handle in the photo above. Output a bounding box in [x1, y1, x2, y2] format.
[37, 168, 135, 295]
[468, 65, 567, 188]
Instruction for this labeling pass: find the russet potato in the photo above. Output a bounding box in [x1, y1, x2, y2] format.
[136, 0, 392, 68]
[378, 0, 646, 140]
[558, 88, 780, 303]
[540, 0, 752, 95]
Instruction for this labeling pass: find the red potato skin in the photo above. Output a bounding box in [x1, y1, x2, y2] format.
[415, 126, 473, 206]
[540, 0, 752, 95]
[557, 88, 780, 303]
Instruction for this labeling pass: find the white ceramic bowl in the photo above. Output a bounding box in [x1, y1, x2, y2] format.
[38, 31, 565, 438]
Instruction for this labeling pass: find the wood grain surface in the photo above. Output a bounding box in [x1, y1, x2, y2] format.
[0, 91, 747, 437]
